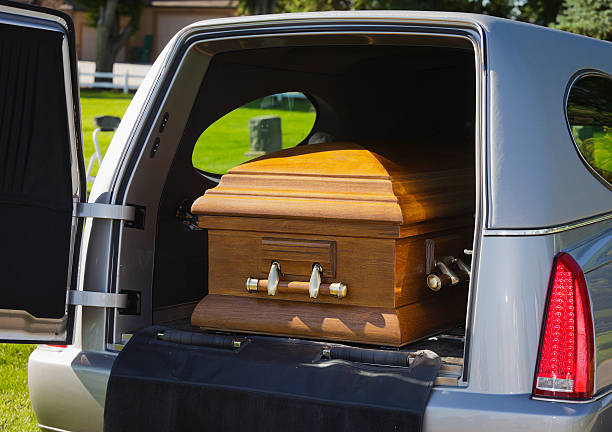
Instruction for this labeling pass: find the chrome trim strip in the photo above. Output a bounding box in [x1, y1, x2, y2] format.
[460, 26, 486, 384]
[532, 386, 612, 404]
[485, 212, 612, 236]
[37, 423, 73, 432]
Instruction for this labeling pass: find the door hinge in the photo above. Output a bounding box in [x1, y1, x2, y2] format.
[67, 290, 129, 309]
[73, 202, 135, 222]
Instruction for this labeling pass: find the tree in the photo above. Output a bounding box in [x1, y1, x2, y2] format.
[239, 0, 277, 14]
[481, 0, 515, 17]
[75, 0, 144, 77]
[552, 0, 612, 40]
[518, 0, 563, 26]
[252, 0, 515, 17]
[352, 0, 513, 16]
[275, 0, 350, 12]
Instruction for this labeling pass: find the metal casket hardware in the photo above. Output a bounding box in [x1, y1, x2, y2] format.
[426, 255, 471, 291]
[309, 263, 323, 298]
[267, 261, 281, 296]
[244, 261, 347, 299]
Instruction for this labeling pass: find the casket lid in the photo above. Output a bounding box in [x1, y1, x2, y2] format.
[191, 142, 472, 226]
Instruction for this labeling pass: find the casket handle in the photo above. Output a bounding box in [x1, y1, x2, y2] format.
[309, 263, 323, 298]
[245, 262, 347, 299]
[267, 261, 281, 296]
[426, 256, 470, 291]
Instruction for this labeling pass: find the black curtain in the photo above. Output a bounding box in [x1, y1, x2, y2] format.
[0, 22, 73, 319]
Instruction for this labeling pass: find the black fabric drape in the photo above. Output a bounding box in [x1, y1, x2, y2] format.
[105, 327, 441, 432]
[0, 22, 73, 318]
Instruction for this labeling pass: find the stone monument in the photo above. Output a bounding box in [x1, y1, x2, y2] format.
[245, 115, 281, 157]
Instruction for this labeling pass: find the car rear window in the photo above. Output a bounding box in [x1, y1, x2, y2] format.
[567, 74, 612, 187]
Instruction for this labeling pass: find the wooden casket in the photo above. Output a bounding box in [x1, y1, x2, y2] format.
[190, 142, 474, 346]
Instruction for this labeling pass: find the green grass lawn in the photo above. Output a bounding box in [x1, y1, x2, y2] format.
[0, 91, 315, 431]
[80, 90, 316, 180]
[80, 90, 134, 180]
[193, 106, 315, 174]
[0, 344, 38, 431]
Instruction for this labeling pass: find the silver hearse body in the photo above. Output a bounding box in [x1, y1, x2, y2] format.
[0, 3, 610, 431]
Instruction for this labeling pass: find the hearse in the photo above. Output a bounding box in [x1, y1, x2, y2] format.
[0, 1, 611, 431]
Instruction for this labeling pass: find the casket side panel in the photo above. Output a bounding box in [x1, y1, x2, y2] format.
[394, 227, 473, 307]
[208, 229, 396, 308]
[191, 286, 468, 347]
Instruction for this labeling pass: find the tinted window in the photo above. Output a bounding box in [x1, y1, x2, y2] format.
[567, 75, 612, 186]
[192, 92, 316, 174]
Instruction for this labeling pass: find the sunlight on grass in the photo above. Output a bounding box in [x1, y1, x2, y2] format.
[0, 344, 38, 431]
[571, 125, 612, 183]
[79, 90, 317, 180]
[192, 106, 316, 174]
[80, 90, 134, 181]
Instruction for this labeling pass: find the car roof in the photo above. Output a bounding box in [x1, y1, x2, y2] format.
[183, 10, 609, 45]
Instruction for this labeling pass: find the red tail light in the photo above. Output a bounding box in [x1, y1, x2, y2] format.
[534, 252, 594, 399]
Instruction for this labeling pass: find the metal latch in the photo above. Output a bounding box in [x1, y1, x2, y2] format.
[67, 290, 129, 309]
[73, 202, 135, 222]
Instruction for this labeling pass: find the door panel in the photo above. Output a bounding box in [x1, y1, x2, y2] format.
[0, 1, 83, 343]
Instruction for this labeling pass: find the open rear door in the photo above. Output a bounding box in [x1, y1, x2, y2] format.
[0, 1, 84, 343]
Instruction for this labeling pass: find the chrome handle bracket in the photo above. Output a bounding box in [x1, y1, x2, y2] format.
[246, 277, 259, 292]
[437, 259, 460, 285]
[267, 261, 281, 296]
[453, 257, 471, 279]
[426, 256, 462, 291]
[309, 263, 323, 298]
[329, 282, 347, 299]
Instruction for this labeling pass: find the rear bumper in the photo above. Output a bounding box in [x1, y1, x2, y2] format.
[28, 346, 115, 432]
[425, 388, 612, 432]
[28, 346, 612, 432]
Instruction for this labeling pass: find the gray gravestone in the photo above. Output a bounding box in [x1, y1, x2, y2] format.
[246, 115, 282, 157]
[94, 115, 121, 131]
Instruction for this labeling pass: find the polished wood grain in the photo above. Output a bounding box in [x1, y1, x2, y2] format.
[197, 214, 474, 239]
[191, 142, 474, 225]
[261, 237, 336, 278]
[208, 229, 395, 307]
[207, 228, 472, 309]
[192, 286, 468, 347]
